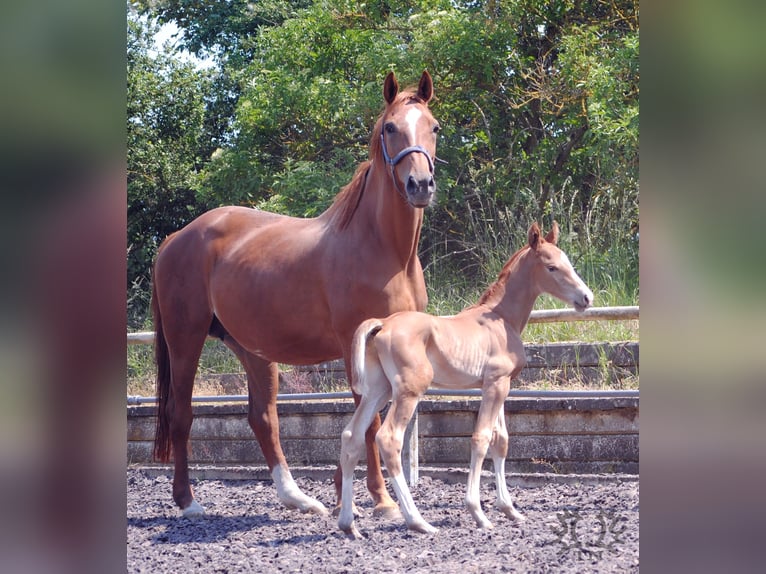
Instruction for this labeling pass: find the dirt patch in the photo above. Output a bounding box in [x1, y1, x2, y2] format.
[127, 469, 638, 572]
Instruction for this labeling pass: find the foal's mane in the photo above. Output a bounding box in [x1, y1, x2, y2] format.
[324, 89, 424, 230]
[473, 244, 532, 307]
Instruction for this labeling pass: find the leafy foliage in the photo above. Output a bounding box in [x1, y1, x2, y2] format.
[127, 0, 639, 327]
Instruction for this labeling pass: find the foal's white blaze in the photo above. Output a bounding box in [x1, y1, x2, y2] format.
[404, 107, 423, 144]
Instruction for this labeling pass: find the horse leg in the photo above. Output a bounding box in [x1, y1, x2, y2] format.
[224, 340, 327, 515]
[466, 378, 511, 529]
[338, 376, 391, 539]
[334, 359, 399, 520]
[489, 408, 525, 522]
[377, 390, 435, 534]
[167, 340, 207, 517]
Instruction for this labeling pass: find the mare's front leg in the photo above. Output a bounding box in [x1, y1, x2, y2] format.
[227, 341, 327, 515]
[489, 404, 525, 522]
[466, 377, 511, 529]
[377, 389, 436, 534]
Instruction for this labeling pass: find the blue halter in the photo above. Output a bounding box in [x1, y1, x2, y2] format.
[380, 129, 435, 174]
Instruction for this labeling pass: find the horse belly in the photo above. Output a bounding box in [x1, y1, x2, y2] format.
[428, 336, 486, 389]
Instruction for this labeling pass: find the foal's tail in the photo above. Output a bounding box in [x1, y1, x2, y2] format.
[350, 318, 383, 396]
[152, 278, 172, 462]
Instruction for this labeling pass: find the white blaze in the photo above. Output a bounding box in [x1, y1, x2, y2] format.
[404, 107, 422, 144]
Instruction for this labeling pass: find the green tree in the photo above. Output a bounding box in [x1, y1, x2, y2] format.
[127, 7, 220, 326]
[128, 0, 639, 320]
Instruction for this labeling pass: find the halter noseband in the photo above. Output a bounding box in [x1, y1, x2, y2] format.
[380, 130, 435, 174]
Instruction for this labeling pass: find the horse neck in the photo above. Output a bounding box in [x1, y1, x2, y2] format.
[478, 249, 542, 334]
[356, 161, 424, 264]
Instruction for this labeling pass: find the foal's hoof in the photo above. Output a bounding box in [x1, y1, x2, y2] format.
[300, 499, 329, 516]
[341, 524, 364, 540]
[372, 502, 402, 521]
[409, 520, 438, 535]
[332, 502, 360, 519]
[181, 500, 205, 518]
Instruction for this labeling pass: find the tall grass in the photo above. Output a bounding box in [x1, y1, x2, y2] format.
[127, 193, 639, 395]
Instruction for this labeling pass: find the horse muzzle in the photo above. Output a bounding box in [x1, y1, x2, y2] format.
[405, 174, 435, 207]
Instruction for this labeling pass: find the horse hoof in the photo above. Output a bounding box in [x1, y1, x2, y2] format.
[302, 500, 329, 516]
[181, 500, 205, 518]
[332, 502, 360, 518]
[410, 521, 438, 534]
[372, 502, 402, 521]
[342, 525, 364, 540]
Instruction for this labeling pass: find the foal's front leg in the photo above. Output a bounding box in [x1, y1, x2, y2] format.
[466, 378, 510, 529]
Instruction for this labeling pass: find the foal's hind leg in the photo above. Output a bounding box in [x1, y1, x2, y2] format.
[488, 407, 524, 522]
[338, 377, 391, 538]
[377, 389, 436, 534]
[466, 378, 511, 529]
[223, 340, 327, 515]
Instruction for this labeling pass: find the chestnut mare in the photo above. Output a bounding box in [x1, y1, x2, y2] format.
[151, 71, 440, 518]
[338, 222, 594, 538]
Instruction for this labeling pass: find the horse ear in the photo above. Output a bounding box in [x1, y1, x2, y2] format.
[384, 72, 399, 105]
[545, 221, 560, 245]
[417, 70, 433, 103]
[528, 222, 541, 250]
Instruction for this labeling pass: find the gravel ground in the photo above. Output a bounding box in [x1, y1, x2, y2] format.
[127, 469, 638, 573]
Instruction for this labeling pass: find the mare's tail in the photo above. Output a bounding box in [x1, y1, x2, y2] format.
[350, 319, 383, 395]
[152, 277, 172, 462]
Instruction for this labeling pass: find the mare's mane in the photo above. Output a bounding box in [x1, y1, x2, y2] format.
[324, 89, 424, 230]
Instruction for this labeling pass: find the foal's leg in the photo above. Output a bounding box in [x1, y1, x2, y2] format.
[338, 375, 391, 539]
[333, 358, 399, 520]
[488, 408, 525, 522]
[466, 378, 511, 529]
[225, 340, 327, 515]
[376, 389, 435, 534]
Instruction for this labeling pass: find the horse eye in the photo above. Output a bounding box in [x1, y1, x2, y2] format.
[433, 124, 441, 133]
[385, 123, 396, 134]
[547, 266, 557, 272]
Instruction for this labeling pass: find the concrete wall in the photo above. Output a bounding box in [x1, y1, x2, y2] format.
[128, 395, 638, 474]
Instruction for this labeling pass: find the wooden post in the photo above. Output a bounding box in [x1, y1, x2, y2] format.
[402, 408, 419, 486]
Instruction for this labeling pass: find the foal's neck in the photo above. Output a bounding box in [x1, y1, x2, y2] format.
[477, 249, 540, 334]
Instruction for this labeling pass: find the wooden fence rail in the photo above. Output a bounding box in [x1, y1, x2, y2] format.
[127, 305, 638, 345]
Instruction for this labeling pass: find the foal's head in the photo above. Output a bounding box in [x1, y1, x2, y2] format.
[376, 71, 440, 207]
[527, 222, 593, 312]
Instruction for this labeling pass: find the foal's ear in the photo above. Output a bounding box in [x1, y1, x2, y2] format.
[417, 70, 434, 103]
[384, 72, 399, 105]
[528, 222, 542, 250]
[545, 221, 560, 245]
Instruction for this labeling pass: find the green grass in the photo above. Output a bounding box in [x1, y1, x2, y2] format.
[127, 261, 638, 396]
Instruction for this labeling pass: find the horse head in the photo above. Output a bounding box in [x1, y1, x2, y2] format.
[528, 221, 594, 312]
[379, 71, 440, 208]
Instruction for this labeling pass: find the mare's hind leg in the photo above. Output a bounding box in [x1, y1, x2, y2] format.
[223, 339, 327, 515]
[338, 376, 391, 538]
[166, 332, 208, 517]
[489, 408, 525, 522]
[466, 377, 511, 529]
[376, 389, 436, 534]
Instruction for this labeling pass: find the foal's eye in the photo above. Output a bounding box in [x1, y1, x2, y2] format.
[433, 124, 441, 134]
[547, 266, 557, 272]
[384, 123, 396, 134]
